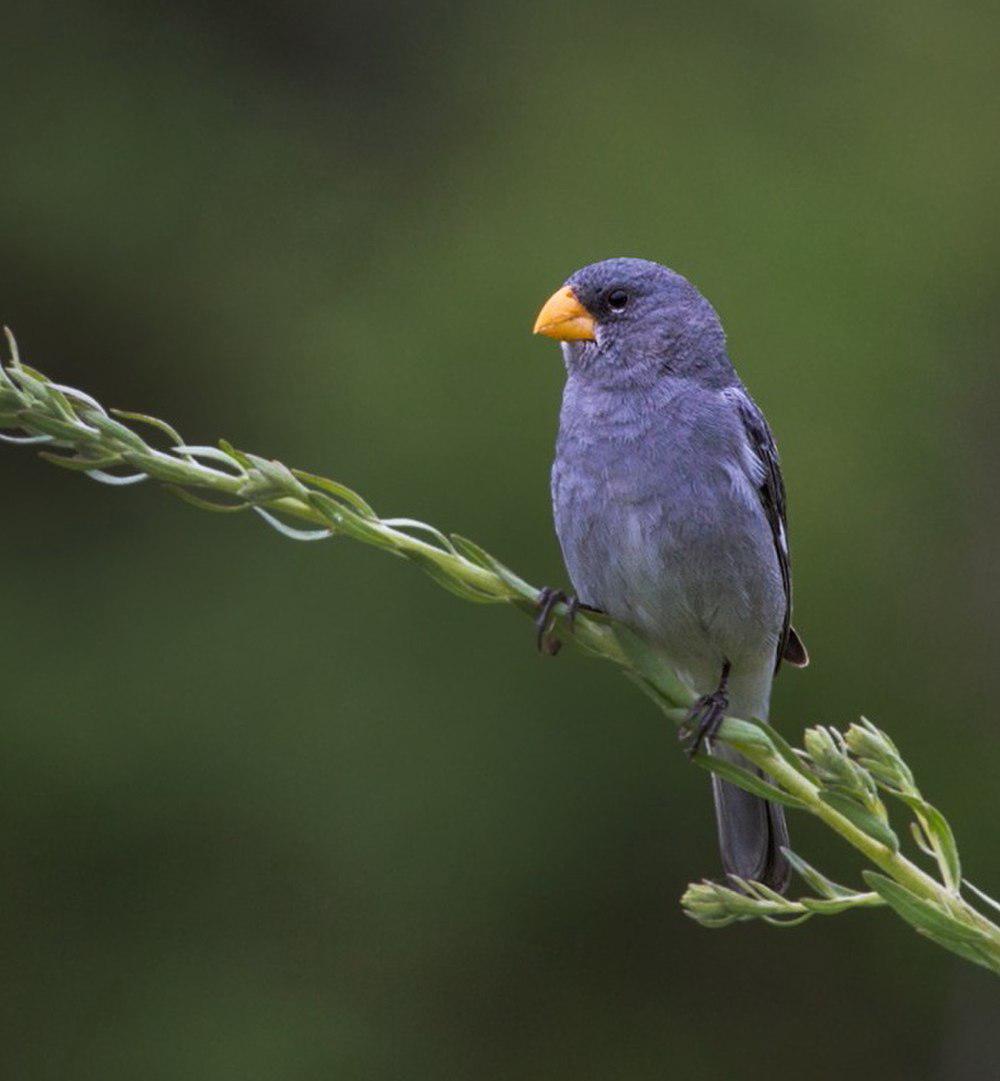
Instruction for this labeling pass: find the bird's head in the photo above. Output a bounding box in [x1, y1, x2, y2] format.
[533, 257, 732, 387]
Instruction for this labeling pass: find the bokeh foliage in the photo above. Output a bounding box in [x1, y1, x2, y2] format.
[2, 2, 999, 1078]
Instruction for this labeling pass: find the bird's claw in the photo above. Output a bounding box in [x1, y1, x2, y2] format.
[534, 587, 581, 655]
[679, 690, 729, 758]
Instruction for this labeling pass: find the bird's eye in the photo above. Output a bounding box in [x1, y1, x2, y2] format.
[607, 289, 628, 311]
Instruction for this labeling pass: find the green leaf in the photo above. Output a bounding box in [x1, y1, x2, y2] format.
[782, 848, 857, 899]
[292, 468, 377, 519]
[909, 820, 936, 858]
[112, 408, 184, 448]
[895, 794, 961, 891]
[2, 326, 22, 365]
[861, 873, 976, 942]
[819, 791, 899, 852]
[693, 753, 807, 810]
[862, 872, 995, 969]
[218, 439, 254, 469]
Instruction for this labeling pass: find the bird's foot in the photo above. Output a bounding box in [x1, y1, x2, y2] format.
[678, 690, 729, 758]
[534, 588, 575, 655]
[534, 588, 599, 655]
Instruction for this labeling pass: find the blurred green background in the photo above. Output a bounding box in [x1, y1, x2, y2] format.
[2, 1, 999, 1077]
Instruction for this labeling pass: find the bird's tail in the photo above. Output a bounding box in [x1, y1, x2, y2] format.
[708, 740, 790, 893]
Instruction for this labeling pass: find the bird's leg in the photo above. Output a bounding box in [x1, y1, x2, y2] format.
[534, 588, 601, 655]
[679, 660, 732, 758]
[535, 587, 571, 655]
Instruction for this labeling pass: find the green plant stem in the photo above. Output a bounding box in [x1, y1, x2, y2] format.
[3, 335, 1000, 973]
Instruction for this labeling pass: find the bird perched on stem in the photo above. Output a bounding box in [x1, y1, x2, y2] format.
[533, 257, 807, 893]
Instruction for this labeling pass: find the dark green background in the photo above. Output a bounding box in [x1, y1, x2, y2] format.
[2, 2, 998, 1077]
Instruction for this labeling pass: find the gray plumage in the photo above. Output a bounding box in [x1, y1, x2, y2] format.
[544, 257, 806, 892]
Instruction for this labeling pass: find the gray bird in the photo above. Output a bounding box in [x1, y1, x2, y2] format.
[533, 257, 807, 893]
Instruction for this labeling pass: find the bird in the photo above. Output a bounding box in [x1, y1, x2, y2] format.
[532, 257, 807, 893]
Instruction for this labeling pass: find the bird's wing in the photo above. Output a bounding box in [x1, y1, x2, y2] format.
[725, 386, 806, 673]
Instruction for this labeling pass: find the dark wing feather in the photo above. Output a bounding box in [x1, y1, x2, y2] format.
[731, 388, 797, 674]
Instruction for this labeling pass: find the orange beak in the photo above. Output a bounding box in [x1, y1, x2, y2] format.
[532, 285, 596, 341]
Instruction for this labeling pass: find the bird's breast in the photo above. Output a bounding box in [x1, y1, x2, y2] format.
[551, 381, 784, 670]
